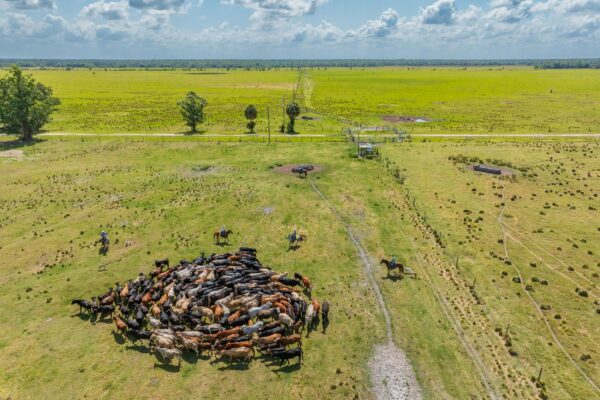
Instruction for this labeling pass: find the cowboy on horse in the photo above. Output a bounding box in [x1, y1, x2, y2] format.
[214, 225, 233, 244]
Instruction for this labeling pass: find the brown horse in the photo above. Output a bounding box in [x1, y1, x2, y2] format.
[214, 230, 233, 244]
[380, 259, 405, 276]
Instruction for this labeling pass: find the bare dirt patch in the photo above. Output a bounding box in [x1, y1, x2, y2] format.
[272, 164, 325, 174]
[382, 116, 433, 123]
[0, 150, 24, 160]
[182, 165, 221, 178]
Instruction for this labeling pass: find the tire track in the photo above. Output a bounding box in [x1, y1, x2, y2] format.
[309, 179, 422, 400]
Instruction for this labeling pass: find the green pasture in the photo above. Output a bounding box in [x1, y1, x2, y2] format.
[380, 141, 600, 399]
[2, 67, 598, 136]
[0, 136, 598, 399]
[0, 137, 488, 400]
[307, 67, 600, 134]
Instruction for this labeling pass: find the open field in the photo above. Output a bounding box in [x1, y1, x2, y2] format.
[378, 140, 600, 399]
[0, 136, 599, 399]
[309, 68, 600, 134]
[2, 67, 599, 135]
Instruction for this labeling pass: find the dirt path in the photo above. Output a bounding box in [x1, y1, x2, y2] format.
[35, 132, 600, 139]
[309, 180, 422, 400]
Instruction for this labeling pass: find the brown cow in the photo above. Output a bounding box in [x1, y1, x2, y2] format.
[119, 283, 129, 301]
[278, 334, 302, 348]
[255, 333, 281, 347]
[311, 299, 320, 315]
[112, 315, 127, 334]
[218, 348, 254, 362]
[216, 327, 241, 339]
[224, 341, 253, 350]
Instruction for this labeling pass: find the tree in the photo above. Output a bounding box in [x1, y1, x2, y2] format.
[285, 102, 301, 134]
[0, 66, 60, 140]
[178, 91, 207, 132]
[244, 104, 258, 133]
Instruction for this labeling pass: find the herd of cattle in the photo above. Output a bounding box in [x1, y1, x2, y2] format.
[72, 247, 329, 368]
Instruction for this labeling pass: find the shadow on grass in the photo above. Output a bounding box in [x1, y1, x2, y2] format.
[71, 312, 92, 322]
[126, 344, 151, 354]
[182, 129, 208, 136]
[216, 362, 251, 371]
[182, 351, 199, 365]
[287, 245, 301, 252]
[112, 331, 126, 345]
[0, 137, 45, 151]
[153, 362, 181, 373]
[383, 274, 404, 282]
[272, 363, 302, 374]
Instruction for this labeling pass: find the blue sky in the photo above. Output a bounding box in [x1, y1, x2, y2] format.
[1, 0, 599, 59]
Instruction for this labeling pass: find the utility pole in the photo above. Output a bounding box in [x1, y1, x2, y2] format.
[267, 106, 271, 145]
[282, 98, 285, 130]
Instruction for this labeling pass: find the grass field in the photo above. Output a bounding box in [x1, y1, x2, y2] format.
[379, 140, 600, 399]
[2, 67, 599, 135]
[0, 137, 488, 400]
[0, 136, 598, 399]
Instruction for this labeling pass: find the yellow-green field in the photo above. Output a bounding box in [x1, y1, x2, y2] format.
[1, 136, 599, 399]
[2, 67, 599, 135]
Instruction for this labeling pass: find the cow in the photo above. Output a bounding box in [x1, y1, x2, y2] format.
[154, 347, 182, 367]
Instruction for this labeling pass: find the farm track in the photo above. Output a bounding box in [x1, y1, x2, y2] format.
[309, 179, 423, 400]
[498, 190, 600, 395]
[35, 132, 600, 139]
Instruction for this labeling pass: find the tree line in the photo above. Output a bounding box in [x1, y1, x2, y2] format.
[2, 58, 599, 69]
[0, 67, 303, 140]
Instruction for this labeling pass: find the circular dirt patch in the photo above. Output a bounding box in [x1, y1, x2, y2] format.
[273, 164, 325, 174]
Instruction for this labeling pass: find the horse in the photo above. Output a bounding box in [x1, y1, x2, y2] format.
[380, 259, 405, 276]
[287, 232, 306, 249]
[380, 259, 417, 278]
[214, 230, 233, 244]
[99, 236, 109, 254]
[292, 167, 308, 178]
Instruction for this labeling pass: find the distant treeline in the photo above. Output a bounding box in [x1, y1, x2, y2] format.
[534, 60, 600, 69]
[1, 59, 599, 69]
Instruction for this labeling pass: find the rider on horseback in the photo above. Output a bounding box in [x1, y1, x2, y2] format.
[390, 255, 398, 269]
[100, 231, 109, 243]
[220, 225, 226, 238]
[291, 225, 298, 242]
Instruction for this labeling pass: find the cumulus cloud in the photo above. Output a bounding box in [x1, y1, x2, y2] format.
[351, 8, 400, 38]
[128, 0, 187, 10]
[222, 0, 327, 28]
[1, 0, 599, 58]
[421, 0, 456, 25]
[82, 1, 129, 21]
[3, 0, 54, 10]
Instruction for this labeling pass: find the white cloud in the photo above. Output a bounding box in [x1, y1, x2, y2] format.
[352, 8, 400, 38]
[128, 0, 187, 10]
[3, 0, 54, 10]
[222, 0, 327, 29]
[82, 1, 129, 21]
[421, 0, 456, 25]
